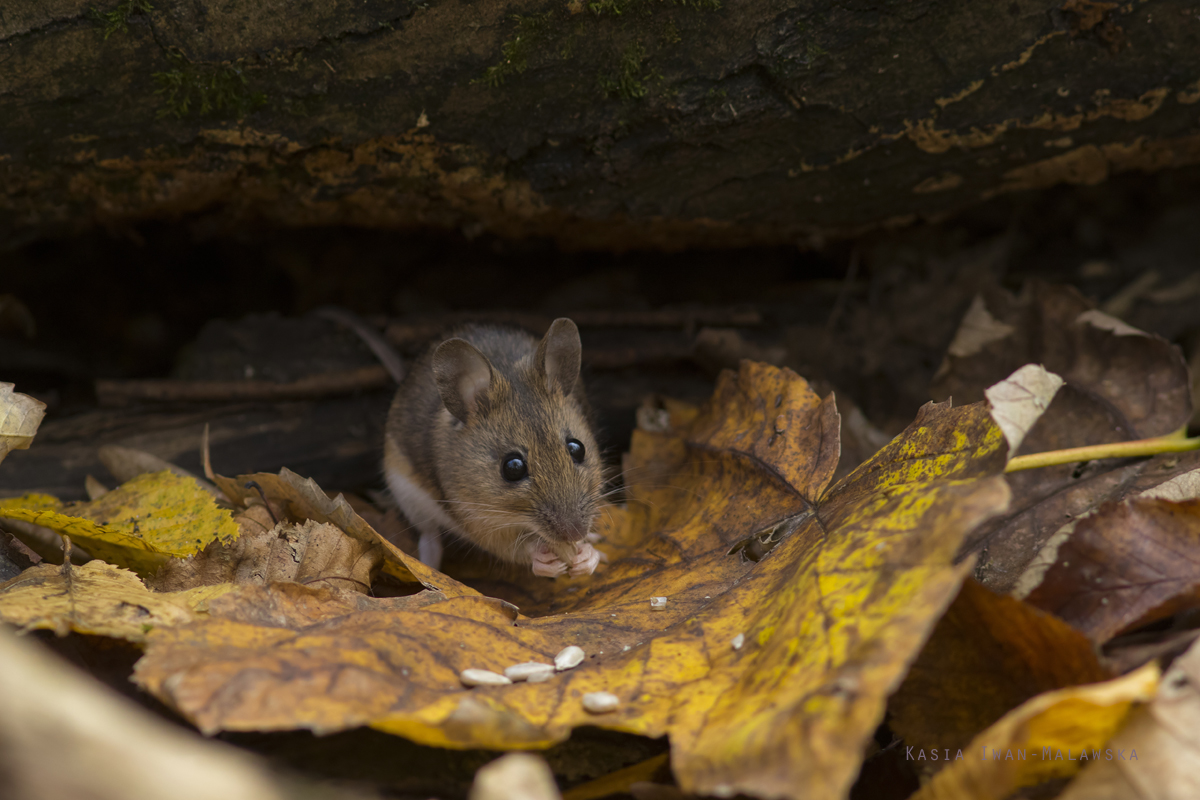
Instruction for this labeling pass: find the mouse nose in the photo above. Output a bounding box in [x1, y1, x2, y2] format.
[546, 510, 589, 543]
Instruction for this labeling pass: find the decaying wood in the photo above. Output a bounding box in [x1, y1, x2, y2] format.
[96, 366, 392, 407]
[0, 397, 391, 501]
[3, 0, 1198, 250]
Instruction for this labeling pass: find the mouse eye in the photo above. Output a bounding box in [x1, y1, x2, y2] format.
[501, 453, 528, 482]
[566, 438, 586, 464]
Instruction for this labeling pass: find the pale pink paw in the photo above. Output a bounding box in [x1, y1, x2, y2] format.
[528, 541, 602, 578]
[568, 542, 601, 577]
[530, 541, 568, 578]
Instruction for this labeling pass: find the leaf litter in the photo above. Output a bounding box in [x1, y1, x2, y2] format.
[1, 280, 1199, 800]
[128, 361, 1013, 800]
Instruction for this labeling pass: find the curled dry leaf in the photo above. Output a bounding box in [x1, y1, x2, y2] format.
[211, 467, 470, 596]
[1058, 638, 1200, 799]
[933, 283, 1196, 591]
[0, 382, 46, 465]
[890, 579, 1110, 761]
[0, 471, 238, 575]
[133, 362, 1014, 800]
[911, 663, 1160, 800]
[932, 282, 1192, 439]
[983, 364, 1064, 456]
[149, 518, 382, 595]
[1022, 497, 1200, 643]
[0, 559, 229, 643]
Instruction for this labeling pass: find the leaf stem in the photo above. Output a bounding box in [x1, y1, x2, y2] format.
[1005, 427, 1200, 473]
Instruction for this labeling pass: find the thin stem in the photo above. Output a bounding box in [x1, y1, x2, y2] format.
[1006, 428, 1200, 473]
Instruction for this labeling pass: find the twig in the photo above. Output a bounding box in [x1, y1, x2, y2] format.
[95, 365, 391, 406]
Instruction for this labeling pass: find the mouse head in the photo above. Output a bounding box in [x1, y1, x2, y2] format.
[431, 319, 603, 556]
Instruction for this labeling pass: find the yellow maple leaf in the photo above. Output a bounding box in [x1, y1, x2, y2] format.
[0, 471, 239, 574]
[133, 362, 1013, 800]
[0, 559, 231, 642]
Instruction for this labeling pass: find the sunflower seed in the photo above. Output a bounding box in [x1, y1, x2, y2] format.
[582, 691, 620, 713]
[460, 669, 511, 687]
[555, 645, 585, 671]
[505, 662, 555, 682]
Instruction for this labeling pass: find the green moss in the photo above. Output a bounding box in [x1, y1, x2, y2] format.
[598, 40, 656, 100]
[660, 19, 681, 45]
[152, 55, 267, 119]
[587, 0, 719, 16]
[474, 12, 555, 87]
[89, 0, 153, 39]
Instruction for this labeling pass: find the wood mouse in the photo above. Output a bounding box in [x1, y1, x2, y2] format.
[322, 309, 604, 578]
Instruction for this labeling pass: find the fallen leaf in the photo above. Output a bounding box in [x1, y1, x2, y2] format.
[0, 471, 238, 574]
[982, 364, 1064, 456]
[133, 362, 1014, 800]
[1021, 497, 1200, 642]
[0, 558, 231, 642]
[1057, 638, 1200, 799]
[0, 382, 46, 465]
[149, 517, 382, 595]
[0, 624, 363, 800]
[910, 663, 1160, 800]
[933, 283, 1196, 591]
[932, 283, 1192, 438]
[890, 579, 1110, 760]
[211, 467, 470, 596]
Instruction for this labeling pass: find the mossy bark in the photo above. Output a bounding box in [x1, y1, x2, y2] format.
[1, 0, 1198, 250]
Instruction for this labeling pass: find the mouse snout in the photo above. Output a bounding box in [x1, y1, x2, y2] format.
[543, 509, 590, 543]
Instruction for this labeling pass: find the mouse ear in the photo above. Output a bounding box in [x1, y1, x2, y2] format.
[432, 338, 495, 423]
[536, 318, 581, 397]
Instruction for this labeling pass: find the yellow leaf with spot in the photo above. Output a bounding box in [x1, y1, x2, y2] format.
[133, 362, 1015, 800]
[0, 471, 238, 575]
[0, 559, 235, 642]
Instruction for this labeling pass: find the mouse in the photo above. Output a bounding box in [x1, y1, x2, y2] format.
[326, 312, 605, 578]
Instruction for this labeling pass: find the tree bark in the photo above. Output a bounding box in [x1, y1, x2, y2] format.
[1, 0, 1198, 251]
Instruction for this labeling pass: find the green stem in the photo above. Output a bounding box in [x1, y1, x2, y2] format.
[1005, 427, 1200, 473]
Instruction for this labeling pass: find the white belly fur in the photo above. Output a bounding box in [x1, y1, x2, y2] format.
[385, 467, 458, 536]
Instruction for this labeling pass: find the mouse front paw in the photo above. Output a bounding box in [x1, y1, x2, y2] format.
[567, 542, 601, 577]
[529, 541, 602, 578]
[530, 542, 569, 578]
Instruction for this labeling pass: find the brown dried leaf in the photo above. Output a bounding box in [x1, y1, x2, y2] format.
[211, 467, 474, 597]
[149, 518, 383, 595]
[932, 282, 1192, 439]
[890, 579, 1110, 760]
[1022, 497, 1200, 643]
[933, 282, 1196, 591]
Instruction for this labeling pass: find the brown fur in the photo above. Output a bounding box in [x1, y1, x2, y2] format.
[383, 322, 602, 565]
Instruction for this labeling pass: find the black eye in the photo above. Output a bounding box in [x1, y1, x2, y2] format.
[501, 453, 528, 482]
[566, 438, 586, 464]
